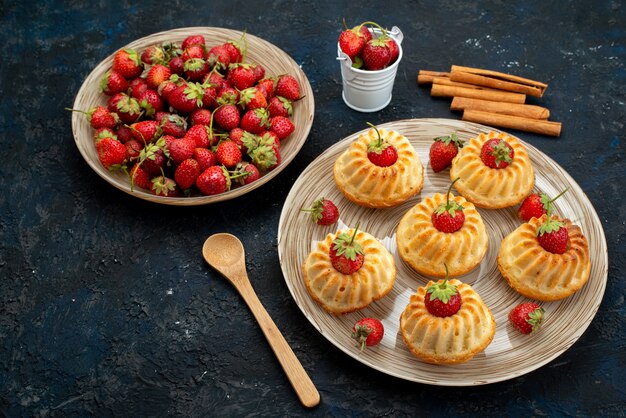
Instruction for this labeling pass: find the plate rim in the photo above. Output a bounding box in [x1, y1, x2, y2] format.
[71, 26, 315, 206]
[277, 117, 608, 386]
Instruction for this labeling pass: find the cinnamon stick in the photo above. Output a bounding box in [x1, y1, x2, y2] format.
[462, 109, 561, 137]
[417, 70, 450, 84]
[431, 83, 526, 104]
[451, 97, 550, 119]
[433, 77, 497, 90]
[450, 65, 548, 97]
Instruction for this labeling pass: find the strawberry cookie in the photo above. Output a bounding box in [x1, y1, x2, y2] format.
[302, 224, 395, 315]
[400, 273, 496, 365]
[333, 124, 423, 208]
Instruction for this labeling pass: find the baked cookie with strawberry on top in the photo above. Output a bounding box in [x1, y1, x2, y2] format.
[400, 266, 496, 365]
[333, 124, 423, 208]
[497, 200, 591, 301]
[450, 130, 534, 209]
[302, 223, 395, 315]
[396, 179, 488, 277]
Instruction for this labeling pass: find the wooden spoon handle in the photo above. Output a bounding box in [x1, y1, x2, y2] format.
[235, 276, 320, 408]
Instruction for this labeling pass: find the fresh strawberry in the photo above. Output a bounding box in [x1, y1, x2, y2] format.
[81, 105, 119, 130]
[480, 138, 514, 169]
[189, 108, 212, 126]
[431, 178, 465, 233]
[174, 158, 201, 190]
[362, 36, 392, 70]
[227, 63, 257, 90]
[205, 70, 231, 91]
[138, 89, 164, 117]
[429, 132, 464, 172]
[253, 64, 266, 83]
[115, 125, 134, 143]
[366, 124, 397, 166]
[518, 189, 568, 222]
[352, 317, 384, 351]
[536, 216, 569, 254]
[237, 161, 260, 185]
[424, 266, 462, 317]
[128, 77, 149, 99]
[124, 139, 144, 161]
[240, 108, 270, 134]
[228, 127, 246, 149]
[275, 74, 301, 101]
[194, 147, 217, 171]
[301, 198, 339, 226]
[509, 302, 545, 334]
[339, 28, 366, 60]
[181, 44, 206, 61]
[249, 144, 280, 171]
[95, 136, 127, 169]
[184, 57, 209, 81]
[196, 165, 231, 195]
[168, 83, 203, 114]
[386, 38, 400, 64]
[206, 45, 231, 71]
[215, 140, 242, 168]
[139, 144, 167, 176]
[238, 87, 267, 110]
[222, 40, 243, 64]
[256, 78, 275, 100]
[270, 116, 294, 140]
[329, 225, 364, 275]
[107, 92, 142, 124]
[156, 111, 187, 138]
[94, 127, 117, 142]
[140, 45, 166, 65]
[130, 120, 161, 144]
[146, 64, 172, 90]
[267, 96, 292, 118]
[112, 48, 143, 79]
[157, 79, 179, 102]
[184, 124, 212, 148]
[129, 164, 151, 190]
[182, 34, 206, 50]
[201, 84, 219, 109]
[166, 136, 196, 164]
[151, 175, 180, 197]
[213, 104, 241, 131]
[216, 86, 240, 105]
[168, 56, 185, 75]
[100, 70, 128, 96]
[258, 130, 281, 149]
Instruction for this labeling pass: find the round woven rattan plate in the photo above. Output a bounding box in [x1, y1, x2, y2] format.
[71, 27, 314, 205]
[277, 118, 607, 386]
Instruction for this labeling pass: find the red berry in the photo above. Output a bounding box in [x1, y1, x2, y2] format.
[301, 198, 339, 226]
[100, 70, 128, 96]
[146, 64, 171, 90]
[151, 175, 179, 197]
[424, 276, 462, 318]
[181, 34, 205, 50]
[339, 29, 366, 60]
[362, 37, 392, 70]
[329, 226, 364, 275]
[519, 189, 568, 222]
[352, 318, 384, 351]
[215, 140, 242, 169]
[95, 136, 127, 169]
[214, 104, 241, 131]
[129, 164, 151, 190]
[275, 74, 301, 101]
[537, 222, 569, 254]
[431, 179, 465, 233]
[480, 138, 514, 169]
[166, 137, 196, 165]
[269, 116, 295, 140]
[196, 165, 230, 195]
[366, 124, 397, 167]
[194, 147, 217, 171]
[112, 48, 143, 79]
[509, 302, 545, 334]
[429, 133, 464, 172]
[174, 158, 201, 190]
[267, 96, 292, 118]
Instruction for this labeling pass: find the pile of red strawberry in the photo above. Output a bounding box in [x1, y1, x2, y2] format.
[77, 32, 302, 197]
[338, 21, 400, 71]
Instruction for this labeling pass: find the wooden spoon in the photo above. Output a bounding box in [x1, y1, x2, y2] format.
[202, 233, 320, 408]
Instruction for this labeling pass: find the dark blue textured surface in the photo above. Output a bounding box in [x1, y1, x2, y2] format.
[0, 1, 624, 416]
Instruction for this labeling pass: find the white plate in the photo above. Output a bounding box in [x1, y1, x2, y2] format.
[277, 118, 607, 386]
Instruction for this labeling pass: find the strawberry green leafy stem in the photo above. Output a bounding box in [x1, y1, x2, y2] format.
[426, 264, 458, 303]
[434, 177, 464, 217]
[536, 195, 565, 236]
[332, 222, 363, 261]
